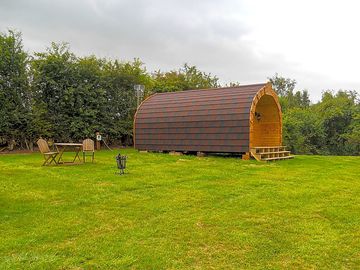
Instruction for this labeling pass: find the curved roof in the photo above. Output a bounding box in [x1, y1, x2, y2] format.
[134, 83, 276, 153]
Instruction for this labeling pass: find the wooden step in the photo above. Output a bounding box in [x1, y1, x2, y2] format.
[252, 146, 287, 149]
[251, 146, 287, 153]
[258, 151, 290, 156]
[262, 155, 294, 161]
[250, 146, 294, 162]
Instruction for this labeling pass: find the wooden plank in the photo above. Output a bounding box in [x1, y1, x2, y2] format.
[262, 156, 294, 161]
[250, 150, 263, 162]
[169, 151, 183, 156]
[251, 146, 286, 149]
[258, 151, 290, 155]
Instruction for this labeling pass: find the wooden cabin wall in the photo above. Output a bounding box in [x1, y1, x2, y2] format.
[250, 95, 281, 147]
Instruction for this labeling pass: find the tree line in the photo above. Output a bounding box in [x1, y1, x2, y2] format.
[0, 30, 219, 151]
[0, 30, 359, 155]
[270, 75, 359, 155]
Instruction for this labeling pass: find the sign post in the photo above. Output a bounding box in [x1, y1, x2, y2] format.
[134, 84, 145, 108]
[96, 132, 101, 150]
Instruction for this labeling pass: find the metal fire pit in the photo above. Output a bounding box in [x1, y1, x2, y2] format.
[115, 153, 127, 175]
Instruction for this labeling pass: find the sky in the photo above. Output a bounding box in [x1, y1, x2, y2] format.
[1, 0, 360, 101]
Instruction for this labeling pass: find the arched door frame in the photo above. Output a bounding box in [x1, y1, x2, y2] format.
[249, 82, 282, 148]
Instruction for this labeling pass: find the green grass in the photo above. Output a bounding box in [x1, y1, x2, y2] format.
[0, 149, 359, 269]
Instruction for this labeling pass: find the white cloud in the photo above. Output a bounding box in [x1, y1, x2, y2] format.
[0, 0, 359, 101]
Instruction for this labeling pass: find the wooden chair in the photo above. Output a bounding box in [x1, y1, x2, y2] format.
[82, 138, 95, 163]
[37, 138, 59, 166]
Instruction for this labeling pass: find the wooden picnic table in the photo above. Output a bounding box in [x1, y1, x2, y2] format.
[54, 143, 83, 164]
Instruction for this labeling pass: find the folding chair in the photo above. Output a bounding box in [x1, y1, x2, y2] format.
[82, 138, 95, 163]
[37, 138, 59, 166]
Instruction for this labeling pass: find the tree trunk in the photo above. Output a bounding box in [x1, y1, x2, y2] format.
[25, 139, 34, 151]
[29, 141, 34, 152]
[25, 139, 29, 150]
[8, 139, 16, 151]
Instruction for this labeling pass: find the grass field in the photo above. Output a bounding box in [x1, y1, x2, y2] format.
[1, 149, 359, 269]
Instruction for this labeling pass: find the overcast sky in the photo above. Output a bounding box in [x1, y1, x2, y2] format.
[1, 0, 360, 101]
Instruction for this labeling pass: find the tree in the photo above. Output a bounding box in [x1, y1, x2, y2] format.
[343, 105, 360, 154]
[31, 45, 153, 145]
[31, 42, 79, 141]
[283, 107, 326, 154]
[268, 74, 310, 112]
[100, 59, 151, 144]
[268, 73, 296, 97]
[314, 90, 358, 155]
[0, 30, 30, 150]
[152, 63, 219, 93]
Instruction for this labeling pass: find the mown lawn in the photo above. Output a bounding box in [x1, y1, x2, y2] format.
[0, 149, 359, 269]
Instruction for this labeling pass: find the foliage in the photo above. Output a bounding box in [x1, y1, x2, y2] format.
[30, 43, 152, 144]
[152, 63, 219, 93]
[269, 73, 296, 97]
[314, 90, 359, 155]
[269, 74, 310, 112]
[0, 30, 30, 149]
[272, 73, 360, 155]
[1, 150, 360, 269]
[0, 31, 219, 147]
[100, 58, 150, 144]
[31, 42, 79, 141]
[283, 107, 325, 154]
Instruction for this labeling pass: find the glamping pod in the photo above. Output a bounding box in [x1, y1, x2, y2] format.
[134, 83, 293, 161]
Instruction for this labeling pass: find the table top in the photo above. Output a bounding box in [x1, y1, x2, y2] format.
[54, 143, 83, 146]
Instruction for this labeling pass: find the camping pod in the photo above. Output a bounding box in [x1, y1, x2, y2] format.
[134, 83, 293, 161]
